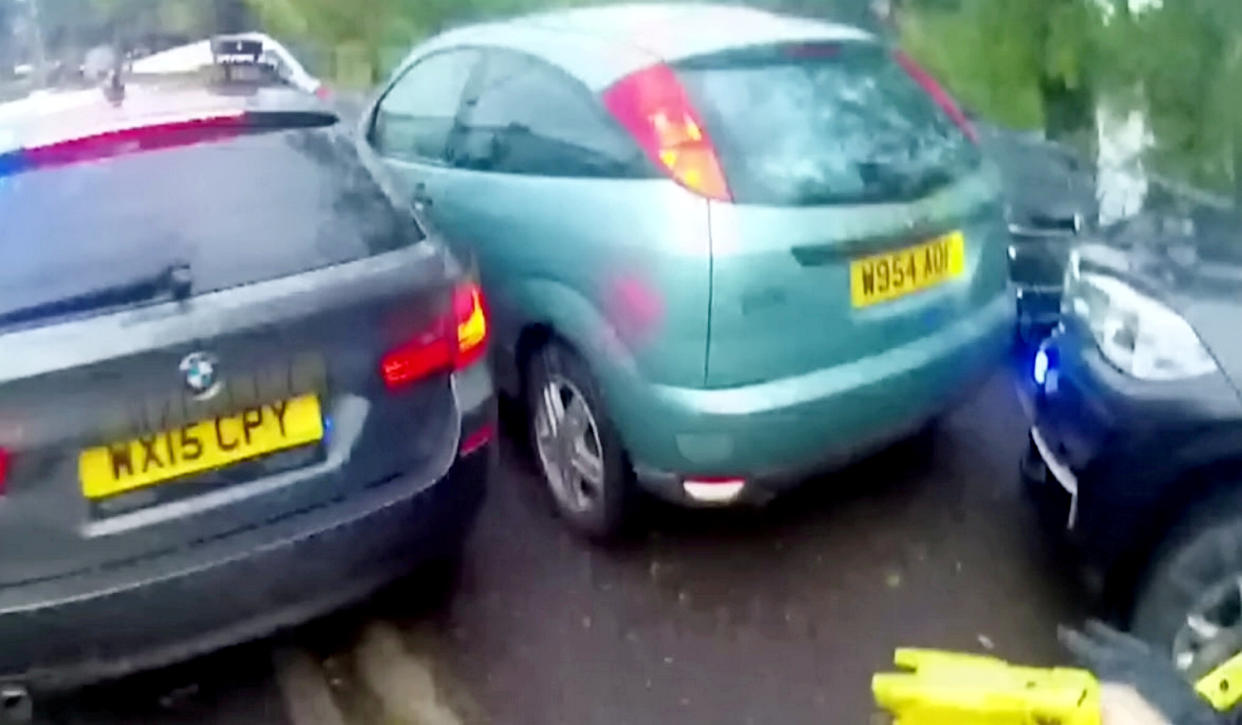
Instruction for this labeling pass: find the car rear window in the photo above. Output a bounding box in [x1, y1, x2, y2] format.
[0, 125, 421, 322]
[676, 43, 981, 206]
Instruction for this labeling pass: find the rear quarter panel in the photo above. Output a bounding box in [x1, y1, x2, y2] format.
[425, 168, 713, 391]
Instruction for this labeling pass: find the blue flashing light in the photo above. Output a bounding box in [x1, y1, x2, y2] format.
[1033, 348, 1050, 386]
[322, 415, 334, 446]
[0, 150, 27, 180]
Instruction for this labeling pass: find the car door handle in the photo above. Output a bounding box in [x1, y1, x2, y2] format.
[412, 183, 434, 209]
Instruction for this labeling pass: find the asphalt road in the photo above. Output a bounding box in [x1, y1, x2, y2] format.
[35, 362, 1088, 725]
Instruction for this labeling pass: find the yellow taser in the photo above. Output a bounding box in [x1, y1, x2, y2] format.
[1195, 649, 1242, 711]
[872, 649, 1101, 725]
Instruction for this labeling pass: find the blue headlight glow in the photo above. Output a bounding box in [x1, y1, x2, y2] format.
[1033, 348, 1050, 386]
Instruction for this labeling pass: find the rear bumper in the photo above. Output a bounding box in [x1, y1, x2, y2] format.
[0, 448, 490, 692]
[619, 293, 1013, 504]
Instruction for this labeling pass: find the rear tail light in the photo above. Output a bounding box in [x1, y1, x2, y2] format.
[603, 64, 732, 201]
[0, 448, 9, 494]
[380, 281, 489, 389]
[893, 51, 978, 144]
[454, 283, 488, 369]
[380, 336, 453, 389]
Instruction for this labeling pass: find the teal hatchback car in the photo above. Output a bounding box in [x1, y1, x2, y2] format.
[364, 4, 1014, 537]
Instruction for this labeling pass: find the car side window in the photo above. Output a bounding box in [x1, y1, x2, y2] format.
[371, 49, 479, 163]
[451, 50, 649, 178]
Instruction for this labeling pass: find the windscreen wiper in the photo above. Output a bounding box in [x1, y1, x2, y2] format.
[0, 262, 192, 328]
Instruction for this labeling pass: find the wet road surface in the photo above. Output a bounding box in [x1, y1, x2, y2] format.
[37, 367, 1087, 724]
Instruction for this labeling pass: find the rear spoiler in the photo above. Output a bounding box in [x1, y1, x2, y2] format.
[0, 109, 336, 178]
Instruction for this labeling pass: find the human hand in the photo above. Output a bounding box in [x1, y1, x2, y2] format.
[1060, 620, 1222, 725]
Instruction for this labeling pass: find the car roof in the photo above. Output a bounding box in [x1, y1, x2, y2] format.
[524, 4, 873, 57]
[130, 32, 321, 94]
[401, 3, 873, 91]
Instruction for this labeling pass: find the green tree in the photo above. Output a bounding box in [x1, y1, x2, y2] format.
[242, 0, 881, 84]
[898, 0, 1100, 137]
[30, 0, 215, 54]
[243, 0, 1239, 206]
[1098, 0, 1242, 204]
[899, 0, 1242, 207]
[243, 0, 424, 83]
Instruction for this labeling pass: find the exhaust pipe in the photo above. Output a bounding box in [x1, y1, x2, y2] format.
[0, 684, 31, 723]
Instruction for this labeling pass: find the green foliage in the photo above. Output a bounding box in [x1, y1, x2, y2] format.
[242, 0, 1239, 199]
[18, 0, 1242, 203]
[1083, 0, 1242, 202]
[900, 0, 1242, 204]
[32, 0, 215, 51]
[1043, 1, 1093, 92]
[241, 0, 878, 83]
[899, 1, 1045, 129]
[898, 0, 1106, 131]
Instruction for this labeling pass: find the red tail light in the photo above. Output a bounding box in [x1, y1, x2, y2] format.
[603, 64, 732, 201]
[893, 51, 978, 144]
[380, 281, 489, 389]
[380, 336, 453, 390]
[453, 283, 489, 369]
[0, 448, 9, 494]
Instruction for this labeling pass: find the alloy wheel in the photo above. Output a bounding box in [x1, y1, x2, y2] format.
[1172, 575, 1242, 679]
[533, 375, 606, 515]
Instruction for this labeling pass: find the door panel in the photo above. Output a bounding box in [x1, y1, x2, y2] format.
[437, 170, 711, 389]
[431, 49, 710, 389]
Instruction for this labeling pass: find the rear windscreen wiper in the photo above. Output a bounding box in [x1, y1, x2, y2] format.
[0, 262, 192, 328]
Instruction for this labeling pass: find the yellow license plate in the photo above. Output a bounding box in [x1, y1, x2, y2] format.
[850, 231, 966, 308]
[79, 394, 324, 500]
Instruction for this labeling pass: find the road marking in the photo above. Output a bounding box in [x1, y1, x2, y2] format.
[273, 648, 347, 725]
[354, 622, 462, 725]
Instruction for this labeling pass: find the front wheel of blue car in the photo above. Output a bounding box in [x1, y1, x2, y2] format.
[528, 342, 629, 540]
[1131, 486, 1242, 682]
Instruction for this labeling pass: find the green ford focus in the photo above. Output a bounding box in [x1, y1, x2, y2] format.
[364, 4, 1014, 537]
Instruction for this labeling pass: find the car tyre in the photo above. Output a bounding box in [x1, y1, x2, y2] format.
[527, 341, 629, 540]
[1131, 486, 1242, 679]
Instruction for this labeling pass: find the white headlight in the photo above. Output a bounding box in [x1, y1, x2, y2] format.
[1063, 254, 1217, 381]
